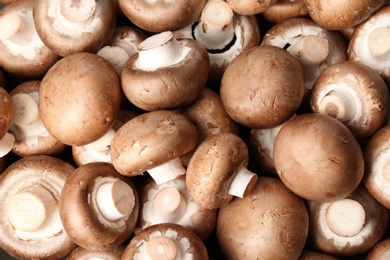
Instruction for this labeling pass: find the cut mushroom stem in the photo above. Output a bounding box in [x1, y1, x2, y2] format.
[95, 179, 135, 222]
[59, 0, 96, 23]
[0, 12, 33, 43]
[382, 160, 390, 183]
[367, 27, 390, 58]
[147, 157, 187, 185]
[325, 198, 366, 237]
[153, 187, 187, 222]
[228, 165, 258, 198]
[12, 93, 40, 127]
[0, 132, 15, 157]
[146, 236, 179, 260]
[84, 128, 116, 153]
[193, 0, 235, 50]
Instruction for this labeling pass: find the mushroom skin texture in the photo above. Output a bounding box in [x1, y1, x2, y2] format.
[0, 86, 13, 155]
[261, 0, 309, 24]
[306, 185, 389, 256]
[67, 244, 126, 260]
[59, 162, 139, 251]
[226, 0, 277, 16]
[121, 31, 209, 111]
[118, 0, 206, 33]
[0, 155, 76, 260]
[367, 237, 390, 259]
[186, 132, 258, 209]
[0, 0, 60, 78]
[220, 44, 305, 129]
[311, 61, 389, 139]
[39, 52, 121, 147]
[122, 223, 209, 260]
[304, 0, 386, 30]
[33, 0, 117, 57]
[216, 176, 309, 260]
[273, 113, 365, 203]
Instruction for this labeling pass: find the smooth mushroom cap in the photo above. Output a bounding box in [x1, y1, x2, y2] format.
[67, 244, 126, 260]
[217, 176, 309, 260]
[0, 87, 12, 140]
[226, 0, 277, 16]
[367, 237, 390, 260]
[273, 113, 365, 203]
[261, 0, 309, 24]
[39, 52, 121, 146]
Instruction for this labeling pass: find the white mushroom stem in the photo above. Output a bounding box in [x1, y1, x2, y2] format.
[325, 198, 366, 237]
[228, 165, 258, 198]
[84, 128, 116, 152]
[97, 46, 130, 75]
[136, 31, 190, 71]
[0, 132, 15, 157]
[146, 236, 179, 260]
[147, 157, 187, 185]
[12, 93, 40, 127]
[6, 185, 57, 232]
[95, 179, 135, 222]
[288, 35, 329, 65]
[382, 160, 390, 183]
[153, 187, 187, 223]
[367, 27, 390, 58]
[58, 0, 96, 23]
[193, 0, 235, 50]
[0, 12, 34, 44]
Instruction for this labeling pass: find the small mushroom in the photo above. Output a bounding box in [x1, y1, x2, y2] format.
[186, 132, 258, 209]
[110, 110, 198, 185]
[220, 44, 305, 129]
[273, 113, 365, 202]
[261, 0, 309, 24]
[0, 86, 14, 157]
[39, 52, 122, 146]
[0, 155, 76, 259]
[67, 244, 126, 260]
[306, 185, 389, 256]
[121, 31, 209, 111]
[33, 0, 117, 57]
[225, 0, 277, 16]
[367, 237, 390, 260]
[216, 176, 309, 259]
[59, 162, 139, 251]
[122, 223, 209, 260]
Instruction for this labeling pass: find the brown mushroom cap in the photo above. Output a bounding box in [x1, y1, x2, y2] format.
[220, 44, 305, 129]
[274, 113, 365, 203]
[39, 52, 121, 146]
[67, 244, 126, 260]
[261, 0, 309, 24]
[367, 237, 390, 260]
[0, 86, 12, 140]
[59, 162, 139, 251]
[226, 0, 277, 16]
[216, 176, 309, 259]
[0, 155, 76, 260]
[299, 250, 340, 260]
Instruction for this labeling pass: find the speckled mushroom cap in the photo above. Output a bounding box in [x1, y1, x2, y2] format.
[67, 245, 126, 260]
[0, 87, 12, 140]
[367, 237, 390, 259]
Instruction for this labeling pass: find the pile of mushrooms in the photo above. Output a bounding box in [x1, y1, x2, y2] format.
[4, 1, 390, 259]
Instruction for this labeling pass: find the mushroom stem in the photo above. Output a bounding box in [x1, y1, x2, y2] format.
[95, 179, 135, 222]
[228, 165, 258, 198]
[147, 157, 187, 185]
[325, 198, 366, 237]
[0, 12, 34, 44]
[153, 187, 187, 222]
[97, 46, 130, 75]
[383, 160, 390, 183]
[193, 0, 235, 50]
[0, 132, 15, 157]
[6, 185, 57, 232]
[58, 0, 96, 23]
[146, 236, 179, 260]
[12, 93, 40, 127]
[367, 27, 390, 58]
[84, 128, 116, 152]
[287, 35, 329, 67]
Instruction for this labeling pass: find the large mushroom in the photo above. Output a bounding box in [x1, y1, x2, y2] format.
[0, 86, 13, 158]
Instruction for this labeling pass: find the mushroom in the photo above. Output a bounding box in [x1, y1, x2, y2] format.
[174, 0, 260, 81]
[367, 237, 390, 259]
[0, 86, 14, 158]
[261, 0, 309, 24]
[306, 185, 389, 256]
[186, 132, 258, 209]
[110, 110, 198, 185]
[67, 244, 126, 260]
[216, 176, 309, 259]
[8, 80, 67, 157]
[225, 0, 277, 16]
[33, 0, 117, 57]
[59, 162, 139, 251]
[273, 113, 365, 202]
[39, 52, 122, 146]
[121, 31, 209, 111]
[304, 0, 386, 30]
[136, 175, 217, 241]
[0, 0, 60, 78]
[220, 45, 305, 129]
[299, 250, 339, 260]
[0, 155, 76, 259]
[122, 223, 209, 260]
[311, 61, 389, 139]
[118, 0, 206, 33]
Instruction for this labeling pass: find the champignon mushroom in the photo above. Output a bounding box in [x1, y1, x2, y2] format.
[0, 0, 60, 78]
[261, 0, 309, 24]
[367, 237, 390, 260]
[121, 31, 209, 111]
[225, 0, 277, 16]
[33, 0, 117, 57]
[186, 132, 258, 209]
[122, 223, 209, 260]
[0, 86, 14, 158]
[118, 0, 206, 33]
[311, 61, 389, 139]
[220, 44, 305, 129]
[110, 110, 198, 185]
[273, 113, 365, 202]
[216, 176, 309, 259]
[67, 244, 126, 260]
[306, 185, 389, 256]
[136, 175, 217, 241]
[174, 0, 260, 81]
[39, 52, 121, 146]
[59, 162, 139, 251]
[0, 155, 76, 259]
[304, 0, 386, 30]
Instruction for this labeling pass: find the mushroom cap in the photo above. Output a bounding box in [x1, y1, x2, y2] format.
[299, 250, 340, 260]
[367, 237, 390, 259]
[0, 155, 76, 260]
[110, 110, 198, 177]
[261, 0, 309, 24]
[220, 44, 305, 129]
[39, 52, 121, 147]
[274, 113, 365, 202]
[59, 162, 139, 251]
[186, 132, 249, 209]
[67, 244, 126, 260]
[0, 87, 12, 140]
[122, 223, 209, 259]
[226, 0, 277, 16]
[118, 0, 206, 33]
[216, 176, 309, 259]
